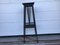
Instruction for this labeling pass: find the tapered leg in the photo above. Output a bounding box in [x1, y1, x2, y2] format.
[24, 6, 26, 43]
[27, 7, 31, 25]
[32, 6, 38, 43]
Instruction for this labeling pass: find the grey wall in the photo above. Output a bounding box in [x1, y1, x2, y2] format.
[0, 0, 60, 36]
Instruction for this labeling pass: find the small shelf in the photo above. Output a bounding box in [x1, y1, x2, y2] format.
[25, 22, 35, 28]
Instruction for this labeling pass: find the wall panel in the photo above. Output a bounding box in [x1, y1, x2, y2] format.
[0, 0, 60, 36]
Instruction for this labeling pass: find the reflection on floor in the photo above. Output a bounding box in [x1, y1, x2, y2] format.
[0, 34, 60, 45]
